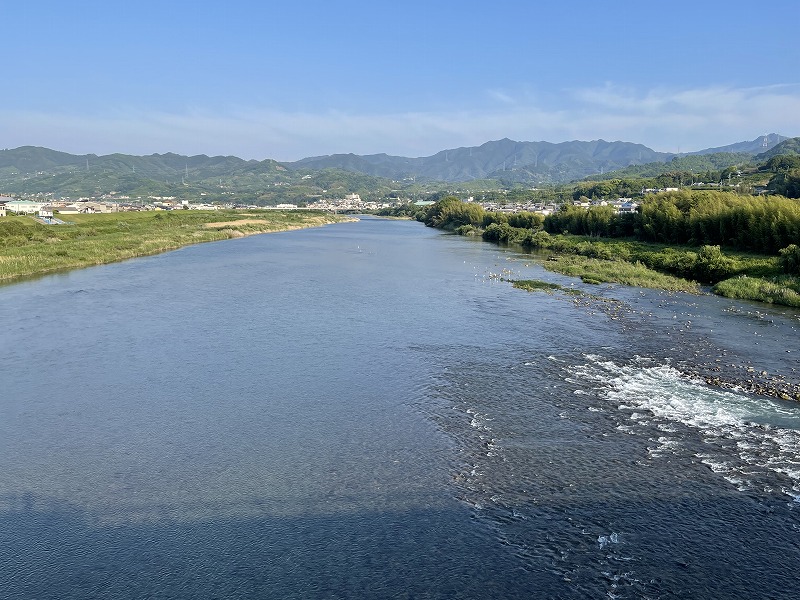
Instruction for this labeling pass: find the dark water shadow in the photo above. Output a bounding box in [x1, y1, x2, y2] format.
[0, 493, 569, 600]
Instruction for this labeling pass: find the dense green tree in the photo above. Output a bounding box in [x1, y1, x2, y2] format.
[692, 245, 736, 282]
[764, 155, 800, 173]
[633, 191, 800, 253]
[482, 222, 524, 244]
[768, 168, 800, 198]
[482, 211, 509, 227]
[507, 211, 544, 229]
[779, 244, 800, 274]
[424, 190, 800, 258]
[424, 197, 485, 230]
[545, 204, 630, 238]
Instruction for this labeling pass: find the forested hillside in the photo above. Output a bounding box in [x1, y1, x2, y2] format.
[1, 135, 797, 202]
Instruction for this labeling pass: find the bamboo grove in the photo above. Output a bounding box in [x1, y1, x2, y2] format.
[422, 191, 800, 260]
[415, 191, 800, 305]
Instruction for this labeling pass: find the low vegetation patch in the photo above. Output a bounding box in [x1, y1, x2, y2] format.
[541, 255, 700, 293]
[511, 279, 568, 293]
[713, 275, 800, 308]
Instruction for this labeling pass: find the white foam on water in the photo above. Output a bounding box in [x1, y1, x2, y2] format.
[648, 436, 682, 458]
[572, 355, 800, 501]
[616, 424, 636, 435]
[598, 532, 621, 549]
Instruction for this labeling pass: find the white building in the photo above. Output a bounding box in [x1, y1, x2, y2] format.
[4, 200, 45, 214]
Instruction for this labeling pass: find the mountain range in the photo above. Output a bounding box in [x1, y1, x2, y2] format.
[287, 135, 790, 184]
[0, 135, 794, 199]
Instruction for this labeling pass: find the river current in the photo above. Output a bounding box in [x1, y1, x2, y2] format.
[1, 217, 799, 599]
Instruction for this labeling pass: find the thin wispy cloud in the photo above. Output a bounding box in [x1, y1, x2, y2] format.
[2, 84, 798, 160]
[567, 83, 800, 146]
[486, 90, 517, 105]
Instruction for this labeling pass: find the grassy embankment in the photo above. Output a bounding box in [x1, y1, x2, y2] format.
[527, 236, 800, 306]
[712, 274, 800, 307]
[484, 231, 798, 306]
[420, 195, 800, 307]
[511, 252, 800, 307]
[540, 252, 700, 293]
[0, 210, 350, 283]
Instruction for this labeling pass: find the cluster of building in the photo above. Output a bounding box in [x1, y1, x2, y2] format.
[473, 201, 560, 215]
[570, 198, 640, 213]
[0, 198, 141, 218]
[460, 197, 639, 216]
[0, 192, 640, 221]
[310, 194, 393, 212]
[0, 192, 403, 217]
[0, 197, 233, 218]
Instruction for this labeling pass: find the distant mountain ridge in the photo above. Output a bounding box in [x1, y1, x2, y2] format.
[0, 146, 258, 180]
[579, 137, 799, 183]
[285, 138, 674, 184]
[755, 136, 800, 160]
[688, 134, 790, 156]
[0, 135, 792, 196]
[283, 135, 789, 184]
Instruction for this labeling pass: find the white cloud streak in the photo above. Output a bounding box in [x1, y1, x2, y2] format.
[2, 84, 799, 160]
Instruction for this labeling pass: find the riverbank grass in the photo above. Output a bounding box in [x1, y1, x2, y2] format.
[540, 255, 700, 293]
[511, 279, 567, 293]
[713, 275, 800, 308]
[515, 233, 790, 303]
[0, 210, 349, 282]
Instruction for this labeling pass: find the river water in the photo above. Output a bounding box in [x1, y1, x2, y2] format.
[1, 217, 799, 599]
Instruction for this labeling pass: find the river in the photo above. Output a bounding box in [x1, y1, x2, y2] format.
[1, 216, 799, 599]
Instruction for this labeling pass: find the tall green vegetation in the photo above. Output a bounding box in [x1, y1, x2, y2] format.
[420, 195, 545, 238]
[544, 204, 636, 237]
[760, 153, 800, 198]
[423, 196, 486, 229]
[768, 169, 800, 198]
[540, 190, 800, 254]
[420, 193, 800, 303]
[635, 191, 800, 252]
[423, 192, 800, 259]
[779, 244, 800, 274]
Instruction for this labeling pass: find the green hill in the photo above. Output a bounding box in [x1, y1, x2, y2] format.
[0, 135, 796, 202]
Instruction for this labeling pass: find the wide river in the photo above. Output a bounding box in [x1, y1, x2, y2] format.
[2, 216, 800, 599]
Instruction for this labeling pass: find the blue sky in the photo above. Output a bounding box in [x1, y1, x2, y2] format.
[4, 0, 799, 160]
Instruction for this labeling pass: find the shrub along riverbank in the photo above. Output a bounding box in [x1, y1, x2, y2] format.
[0, 210, 350, 283]
[417, 194, 800, 307]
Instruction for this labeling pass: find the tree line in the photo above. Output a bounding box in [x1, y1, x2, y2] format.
[631, 190, 800, 253]
[416, 191, 800, 277]
[420, 191, 800, 254]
